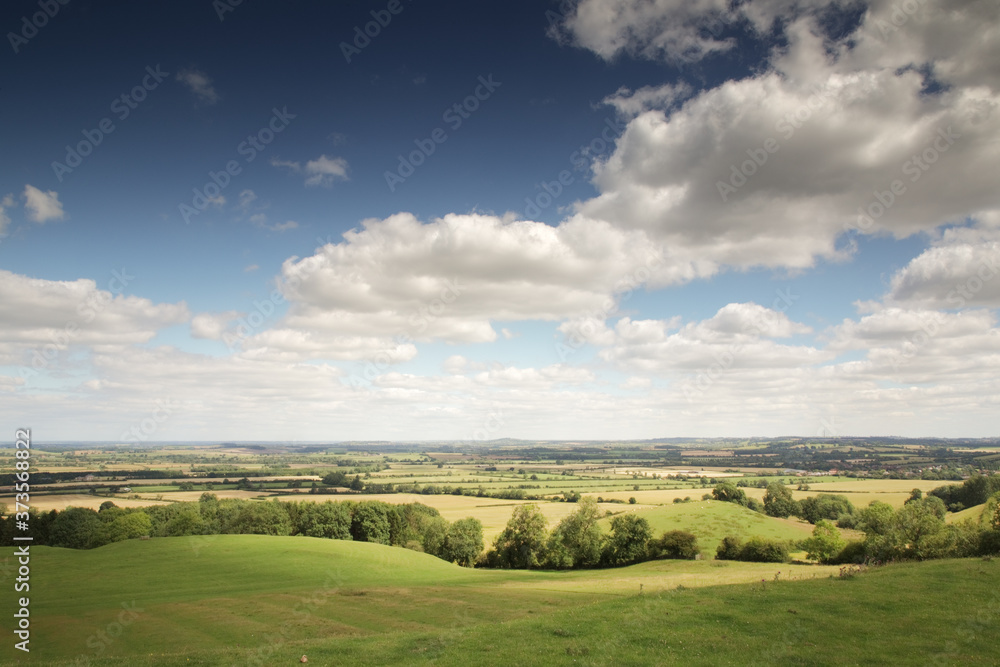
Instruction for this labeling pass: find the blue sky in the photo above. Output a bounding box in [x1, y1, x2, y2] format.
[2, 0, 999, 441]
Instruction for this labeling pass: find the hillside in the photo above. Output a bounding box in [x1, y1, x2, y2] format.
[2, 536, 997, 665]
[603, 499, 816, 556]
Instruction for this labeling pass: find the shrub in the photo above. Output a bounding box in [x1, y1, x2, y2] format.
[716, 536, 743, 561]
[739, 537, 790, 563]
[716, 535, 789, 562]
[801, 520, 845, 564]
[830, 540, 867, 565]
[763, 482, 799, 518]
[601, 514, 652, 566]
[979, 529, 1000, 556]
[712, 482, 748, 506]
[799, 495, 855, 524]
[649, 530, 699, 560]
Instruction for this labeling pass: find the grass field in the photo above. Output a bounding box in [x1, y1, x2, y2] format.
[611, 500, 817, 556]
[0, 536, 996, 666]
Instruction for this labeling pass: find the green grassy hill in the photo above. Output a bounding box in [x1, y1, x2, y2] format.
[946, 503, 987, 525]
[604, 499, 816, 556]
[2, 536, 997, 665]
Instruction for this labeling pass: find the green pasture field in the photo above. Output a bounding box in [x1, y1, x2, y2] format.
[608, 500, 817, 556]
[0, 536, 995, 666]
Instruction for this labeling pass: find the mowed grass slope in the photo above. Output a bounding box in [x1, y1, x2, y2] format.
[317, 558, 1000, 667]
[0, 536, 529, 665]
[607, 500, 816, 556]
[0, 534, 839, 666]
[7, 540, 997, 666]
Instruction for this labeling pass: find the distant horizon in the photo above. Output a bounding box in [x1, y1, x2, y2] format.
[27, 435, 1000, 446]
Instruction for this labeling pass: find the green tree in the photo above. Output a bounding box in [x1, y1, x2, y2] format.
[855, 501, 895, 536]
[801, 519, 845, 564]
[350, 501, 391, 544]
[442, 517, 484, 567]
[165, 508, 206, 536]
[49, 507, 105, 549]
[297, 501, 352, 540]
[738, 536, 790, 563]
[321, 470, 348, 487]
[649, 530, 700, 560]
[716, 536, 743, 560]
[799, 494, 855, 524]
[763, 483, 799, 518]
[547, 497, 603, 568]
[103, 511, 152, 543]
[712, 482, 748, 506]
[492, 504, 548, 569]
[602, 514, 652, 566]
[231, 500, 292, 536]
[421, 514, 449, 557]
[861, 498, 948, 561]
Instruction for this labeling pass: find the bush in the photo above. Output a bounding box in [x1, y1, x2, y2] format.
[799, 495, 855, 524]
[716, 536, 743, 561]
[763, 483, 799, 518]
[601, 514, 652, 566]
[979, 529, 1000, 556]
[801, 520, 845, 564]
[830, 540, 867, 565]
[738, 537, 790, 563]
[712, 483, 748, 506]
[649, 530, 699, 560]
[716, 535, 789, 562]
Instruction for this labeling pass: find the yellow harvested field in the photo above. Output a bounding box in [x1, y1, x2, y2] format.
[805, 479, 948, 493]
[2, 494, 169, 512]
[612, 468, 744, 478]
[582, 488, 713, 504]
[133, 490, 269, 502]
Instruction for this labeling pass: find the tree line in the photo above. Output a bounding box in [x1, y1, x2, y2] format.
[709, 476, 1000, 564]
[0, 495, 485, 567]
[479, 498, 700, 569]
